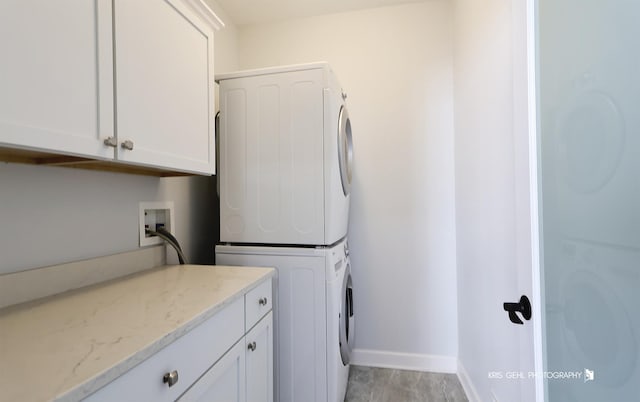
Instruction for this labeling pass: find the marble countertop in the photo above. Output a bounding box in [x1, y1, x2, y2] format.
[0, 264, 275, 402]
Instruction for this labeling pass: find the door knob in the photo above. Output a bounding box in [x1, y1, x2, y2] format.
[503, 295, 532, 325]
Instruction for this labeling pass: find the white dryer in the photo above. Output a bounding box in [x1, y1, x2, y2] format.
[215, 239, 354, 402]
[216, 62, 353, 246]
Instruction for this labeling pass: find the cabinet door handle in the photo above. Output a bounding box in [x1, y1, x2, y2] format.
[258, 297, 268, 306]
[248, 341, 257, 351]
[163, 370, 179, 387]
[103, 137, 117, 148]
[121, 140, 134, 151]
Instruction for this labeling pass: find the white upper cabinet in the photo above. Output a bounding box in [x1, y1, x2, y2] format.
[0, 0, 221, 175]
[0, 0, 114, 159]
[113, 0, 217, 174]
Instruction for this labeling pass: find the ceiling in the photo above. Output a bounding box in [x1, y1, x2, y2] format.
[213, 0, 427, 26]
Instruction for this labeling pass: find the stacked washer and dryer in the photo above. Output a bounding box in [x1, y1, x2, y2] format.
[214, 63, 355, 402]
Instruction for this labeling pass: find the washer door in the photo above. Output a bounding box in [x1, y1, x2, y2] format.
[339, 263, 354, 365]
[337, 105, 353, 196]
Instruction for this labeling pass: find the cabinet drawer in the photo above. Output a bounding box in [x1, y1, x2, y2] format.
[84, 296, 244, 402]
[245, 278, 273, 330]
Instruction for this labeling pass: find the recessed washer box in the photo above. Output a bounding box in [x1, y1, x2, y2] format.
[139, 201, 175, 247]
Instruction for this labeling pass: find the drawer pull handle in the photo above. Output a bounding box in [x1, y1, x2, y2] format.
[248, 341, 257, 351]
[163, 370, 179, 387]
[121, 140, 134, 150]
[258, 297, 268, 306]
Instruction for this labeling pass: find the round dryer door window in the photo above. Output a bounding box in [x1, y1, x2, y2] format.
[338, 105, 353, 196]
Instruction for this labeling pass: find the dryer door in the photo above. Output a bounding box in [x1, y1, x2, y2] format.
[337, 105, 353, 196]
[339, 262, 354, 365]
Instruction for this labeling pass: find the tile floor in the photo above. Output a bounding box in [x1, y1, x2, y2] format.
[344, 365, 469, 402]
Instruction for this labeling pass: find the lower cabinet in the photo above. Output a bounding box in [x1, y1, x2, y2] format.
[178, 336, 246, 402]
[245, 312, 274, 402]
[83, 278, 273, 402]
[180, 312, 273, 402]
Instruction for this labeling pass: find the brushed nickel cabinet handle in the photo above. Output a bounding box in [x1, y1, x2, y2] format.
[163, 370, 179, 387]
[121, 140, 134, 150]
[103, 137, 117, 147]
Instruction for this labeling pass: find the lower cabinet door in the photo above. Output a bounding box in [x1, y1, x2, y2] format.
[178, 340, 246, 402]
[246, 312, 274, 402]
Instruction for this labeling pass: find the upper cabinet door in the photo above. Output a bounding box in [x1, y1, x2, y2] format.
[113, 0, 216, 174]
[0, 0, 114, 159]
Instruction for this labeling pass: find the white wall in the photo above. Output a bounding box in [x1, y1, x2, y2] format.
[237, 1, 459, 370]
[0, 1, 239, 275]
[453, 0, 534, 400]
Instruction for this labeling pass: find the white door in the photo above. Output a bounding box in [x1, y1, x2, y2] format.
[177, 340, 246, 402]
[0, 0, 114, 159]
[474, 1, 540, 400]
[534, 0, 640, 401]
[453, 1, 538, 400]
[113, 0, 215, 174]
[246, 312, 274, 402]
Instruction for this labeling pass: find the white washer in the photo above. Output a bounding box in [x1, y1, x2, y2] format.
[545, 240, 639, 401]
[216, 62, 353, 246]
[215, 238, 353, 402]
[327, 248, 354, 402]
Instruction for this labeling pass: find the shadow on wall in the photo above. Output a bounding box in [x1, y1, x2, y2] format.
[157, 174, 219, 266]
[188, 175, 220, 265]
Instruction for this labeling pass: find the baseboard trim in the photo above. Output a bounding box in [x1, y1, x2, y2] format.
[457, 359, 482, 402]
[351, 348, 457, 374]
